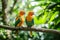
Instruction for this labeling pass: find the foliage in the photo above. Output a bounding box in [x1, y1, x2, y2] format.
[0, 0, 60, 40]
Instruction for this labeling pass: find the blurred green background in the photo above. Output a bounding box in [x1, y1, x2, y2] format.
[0, 0, 60, 40]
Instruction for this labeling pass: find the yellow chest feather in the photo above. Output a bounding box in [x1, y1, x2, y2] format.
[26, 16, 33, 21]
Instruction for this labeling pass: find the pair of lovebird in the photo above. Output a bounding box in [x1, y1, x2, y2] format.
[15, 10, 34, 37]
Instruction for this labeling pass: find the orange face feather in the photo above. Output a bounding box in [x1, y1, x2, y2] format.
[19, 10, 25, 16]
[28, 11, 34, 16]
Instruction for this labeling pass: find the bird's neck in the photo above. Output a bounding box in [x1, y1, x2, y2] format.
[26, 16, 33, 21]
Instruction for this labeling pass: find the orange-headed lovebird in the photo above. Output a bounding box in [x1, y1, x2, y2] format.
[25, 11, 34, 37]
[15, 10, 25, 35]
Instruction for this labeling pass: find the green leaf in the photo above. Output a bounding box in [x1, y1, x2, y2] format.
[34, 16, 39, 25]
[48, 11, 58, 23]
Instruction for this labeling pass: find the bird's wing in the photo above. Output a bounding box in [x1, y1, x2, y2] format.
[15, 17, 21, 26]
[25, 17, 34, 27]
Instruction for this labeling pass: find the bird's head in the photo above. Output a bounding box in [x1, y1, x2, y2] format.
[28, 11, 34, 16]
[19, 10, 25, 16]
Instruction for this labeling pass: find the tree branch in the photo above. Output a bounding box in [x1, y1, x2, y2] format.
[9, 0, 17, 14]
[0, 25, 60, 34]
[1, 0, 8, 25]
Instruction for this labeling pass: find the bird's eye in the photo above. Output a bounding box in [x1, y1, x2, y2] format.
[24, 13, 25, 14]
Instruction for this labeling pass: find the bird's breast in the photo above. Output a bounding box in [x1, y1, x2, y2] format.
[26, 16, 33, 21]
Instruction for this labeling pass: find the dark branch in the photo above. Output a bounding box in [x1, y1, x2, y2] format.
[1, 0, 8, 25]
[9, 0, 17, 14]
[46, 3, 57, 9]
[0, 25, 60, 34]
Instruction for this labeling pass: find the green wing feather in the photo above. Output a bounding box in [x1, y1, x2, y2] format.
[26, 18, 34, 27]
[15, 18, 21, 27]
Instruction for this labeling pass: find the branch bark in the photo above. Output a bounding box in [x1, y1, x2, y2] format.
[0, 25, 60, 34]
[1, 0, 8, 25]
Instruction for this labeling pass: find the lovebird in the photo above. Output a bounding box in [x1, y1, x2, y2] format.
[25, 11, 34, 37]
[15, 10, 25, 35]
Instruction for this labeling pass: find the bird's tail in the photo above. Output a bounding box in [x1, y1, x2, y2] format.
[15, 30, 19, 36]
[30, 31, 32, 37]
